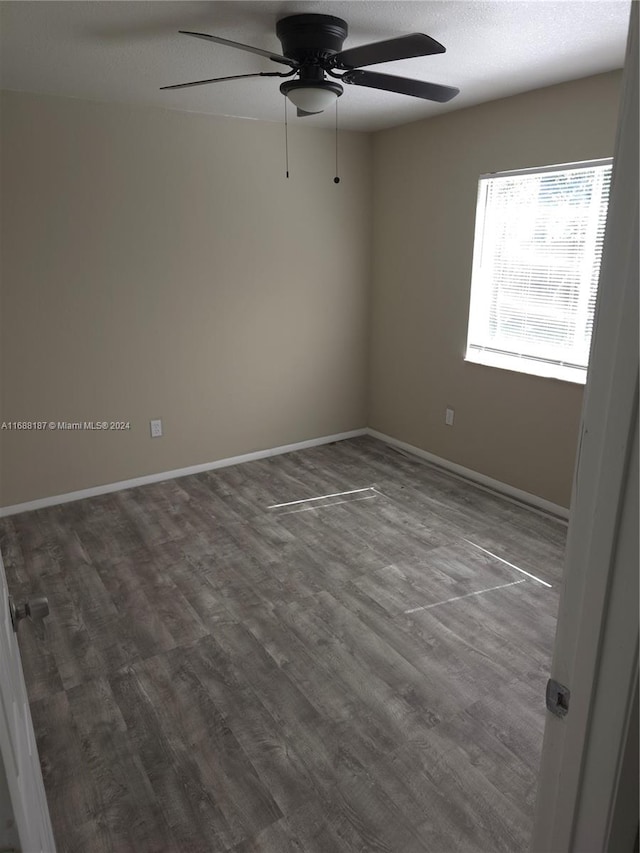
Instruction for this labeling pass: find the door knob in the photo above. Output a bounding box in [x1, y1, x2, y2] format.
[9, 595, 50, 637]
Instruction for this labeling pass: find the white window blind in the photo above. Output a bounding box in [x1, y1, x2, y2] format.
[465, 159, 613, 383]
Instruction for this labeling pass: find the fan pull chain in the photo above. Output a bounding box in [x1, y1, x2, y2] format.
[284, 95, 290, 179]
[334, 98, 340, 184]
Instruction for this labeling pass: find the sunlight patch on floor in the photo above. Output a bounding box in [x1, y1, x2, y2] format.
[268, 486, 378, 509]
[463, 539, 552, 588]
[404, 579, 527, 614]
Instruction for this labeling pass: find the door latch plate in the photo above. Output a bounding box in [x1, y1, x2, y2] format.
[546, 678, 570, 717]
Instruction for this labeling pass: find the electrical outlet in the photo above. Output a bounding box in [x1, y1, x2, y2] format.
[445, 408, 455, 426]
[150, 419, 163, 438]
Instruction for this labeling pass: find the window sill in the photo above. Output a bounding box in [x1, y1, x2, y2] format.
[464, 349, 587, 385]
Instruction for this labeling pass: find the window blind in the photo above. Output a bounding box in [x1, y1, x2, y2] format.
[465, 159, 613, 383]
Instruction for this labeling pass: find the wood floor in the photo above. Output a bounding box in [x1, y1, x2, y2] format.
[0, 436, 565, 853]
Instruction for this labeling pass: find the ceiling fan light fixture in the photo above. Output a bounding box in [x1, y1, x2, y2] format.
[280, 79, 343, 114]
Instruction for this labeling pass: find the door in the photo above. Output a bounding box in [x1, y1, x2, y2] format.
[0, 549, 56, 852]
[531, 3, 638, 850]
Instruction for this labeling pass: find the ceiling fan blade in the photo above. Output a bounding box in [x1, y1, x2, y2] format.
[179, 30, 298, 68]
[343, 69, 459, 102]
[332, 33, 445, 70]
[160, 72, 276, 90]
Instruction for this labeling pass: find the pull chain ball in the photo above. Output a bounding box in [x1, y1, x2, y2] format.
[334, 176, 340, 183]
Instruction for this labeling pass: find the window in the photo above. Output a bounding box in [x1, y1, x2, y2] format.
[465, 159, 612, 383]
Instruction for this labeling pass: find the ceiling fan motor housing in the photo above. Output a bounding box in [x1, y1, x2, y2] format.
[276, 15, 348, 66]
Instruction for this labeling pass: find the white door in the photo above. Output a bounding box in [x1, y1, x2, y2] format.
[531, 3, 638, 851]
[0, 549, 56, 853]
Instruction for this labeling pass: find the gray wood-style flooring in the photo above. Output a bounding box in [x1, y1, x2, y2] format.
[0, 436, 566, 853]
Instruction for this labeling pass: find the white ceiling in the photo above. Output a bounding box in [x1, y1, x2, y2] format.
[0, 1, 630, 132]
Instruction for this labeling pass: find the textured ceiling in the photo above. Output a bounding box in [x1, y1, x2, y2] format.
[0, 1, 630, 131]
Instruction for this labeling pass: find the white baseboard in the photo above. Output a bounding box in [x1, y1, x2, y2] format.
[0, 428, 367, 518]
[366, 428, 570, 521]
[0, 426, 570, 522]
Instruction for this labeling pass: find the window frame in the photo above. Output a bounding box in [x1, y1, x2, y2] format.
[464, 158, 613, 385]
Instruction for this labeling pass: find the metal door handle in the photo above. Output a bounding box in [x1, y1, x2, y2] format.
[9, 595, 50, 637]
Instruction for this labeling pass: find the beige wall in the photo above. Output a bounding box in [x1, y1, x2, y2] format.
[0, 91, 371, 506]
[369, 72, 622, 508]
[0, 73, 623, 510]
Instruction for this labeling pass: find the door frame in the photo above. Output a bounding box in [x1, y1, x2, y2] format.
[531, 4, 639, 850]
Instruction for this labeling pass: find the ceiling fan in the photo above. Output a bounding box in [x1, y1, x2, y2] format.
[160, 14, 459, 116]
